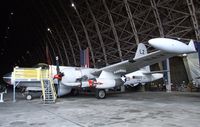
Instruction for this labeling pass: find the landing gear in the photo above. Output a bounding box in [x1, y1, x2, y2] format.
[96, 89, 106, 99]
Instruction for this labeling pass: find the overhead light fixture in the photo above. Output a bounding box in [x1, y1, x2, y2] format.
[71, 3, 75, 7]
[47, 28, 51, 31]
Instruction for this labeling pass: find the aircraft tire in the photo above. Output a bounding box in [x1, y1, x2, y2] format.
[96, 89, 106, 99]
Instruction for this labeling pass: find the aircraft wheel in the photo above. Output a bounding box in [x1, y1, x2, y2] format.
[96, 89, 106, 99]
[26, 94, 32, 100]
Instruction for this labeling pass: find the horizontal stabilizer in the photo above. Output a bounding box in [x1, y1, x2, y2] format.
[188, 40, 196, 52]
[143, 70, 169, 75]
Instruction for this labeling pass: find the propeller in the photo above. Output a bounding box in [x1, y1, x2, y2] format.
[53, 56, 64, 96]
[53, 56, 64, 81]
[88, 79, 103, 87]
[53, 73, 64, 80]
[88, 80, 93, 87]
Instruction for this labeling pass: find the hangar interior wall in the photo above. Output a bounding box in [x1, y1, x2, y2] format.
[170, 57, 189, 86]
[184, 53, 200, 86]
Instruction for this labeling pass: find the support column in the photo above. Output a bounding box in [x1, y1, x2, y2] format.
[13, 82, 16, 102]
[0, 93, 4, 102]
[166, 59, 171, 92]
[151, 0, 171, 91]
[103, 0, 123, 61]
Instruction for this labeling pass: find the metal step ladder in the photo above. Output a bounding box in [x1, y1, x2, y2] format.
[41, 79, 57, 104]
[40, 69, 57, 104]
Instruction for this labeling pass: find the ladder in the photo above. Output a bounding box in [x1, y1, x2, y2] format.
[12, 67, 57, 103]
[40, 69, 57, 104]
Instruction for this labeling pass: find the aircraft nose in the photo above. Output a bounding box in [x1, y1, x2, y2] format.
[2, 73, 12, 85]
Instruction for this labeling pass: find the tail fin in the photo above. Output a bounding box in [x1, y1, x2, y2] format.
[134, 43, 147, 59]
[135, 43, 150, 72]
[188, 40, 197, 52]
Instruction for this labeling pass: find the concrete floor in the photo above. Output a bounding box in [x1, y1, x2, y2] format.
[0, 91, 200, 127]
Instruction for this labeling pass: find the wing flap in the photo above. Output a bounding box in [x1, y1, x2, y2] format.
[143, 70, 169, 75]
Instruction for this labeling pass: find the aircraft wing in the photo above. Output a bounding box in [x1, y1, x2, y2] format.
[92, 38, 196, 76]
[92, 50, 176, 76]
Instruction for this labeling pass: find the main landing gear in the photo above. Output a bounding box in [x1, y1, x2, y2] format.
[95, 89, 106, 99]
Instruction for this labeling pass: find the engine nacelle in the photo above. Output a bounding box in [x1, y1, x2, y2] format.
[96, 78, 123, 89]
[95, 78, 115, 89]
[61, 67, 82, 84]
[82, 78, 123, 89]
[50, 66, 97, 86]
[57, 84, 72, 96]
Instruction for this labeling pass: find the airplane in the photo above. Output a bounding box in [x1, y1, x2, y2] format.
[3, 38, 197, 99]
[122, 67, 165, 87]
[122, 43, 164, 87]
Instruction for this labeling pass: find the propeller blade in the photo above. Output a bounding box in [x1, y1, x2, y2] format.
[55, 56, 62, 97]
[88, 80, 93, 87]
[56, 56, 60, 75]
[53, 73, 64, 80]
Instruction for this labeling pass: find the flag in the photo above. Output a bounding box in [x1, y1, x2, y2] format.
[85, 47, 90, 68]
[80, 47, 90, 67]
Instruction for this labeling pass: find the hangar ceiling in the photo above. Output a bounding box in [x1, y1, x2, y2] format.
[1, 0, 200, 69]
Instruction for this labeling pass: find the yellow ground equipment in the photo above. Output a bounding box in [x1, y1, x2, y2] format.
[12, 67, 57, 103]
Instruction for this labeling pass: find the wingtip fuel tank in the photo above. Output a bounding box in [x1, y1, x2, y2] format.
[148, 38, 197, 54]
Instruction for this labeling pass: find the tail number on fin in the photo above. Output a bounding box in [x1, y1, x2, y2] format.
[139, 49, 145, 55]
